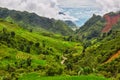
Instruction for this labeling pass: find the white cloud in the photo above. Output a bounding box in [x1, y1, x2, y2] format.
[0, 0, 77, 21]
[95, 0, 120, 14]
[57, 0, 120, 26]
[58, 0, 120, 14]
[58, 0, 96, 8]
[0, 0, 120, 24]
[0, 0, 57, 18]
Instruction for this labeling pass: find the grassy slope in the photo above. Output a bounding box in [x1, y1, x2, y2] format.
[0, 19, 83, 65]
[0, 20, 110, 80]
[0, 20, 84, 79]
[77, 24, 120, 79]
[0, 20, 82, 54]
[0, 7, 73, 35]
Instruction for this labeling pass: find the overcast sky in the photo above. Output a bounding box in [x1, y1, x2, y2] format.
[59, 0, 120, 12]
[58, 0, 97, 7]
[0, 0, 120, 25]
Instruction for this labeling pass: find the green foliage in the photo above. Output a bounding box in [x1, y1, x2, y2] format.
[11, 31, 15, 37]
[1, 7, 120, 80]
[0, 7, 73, 36]
[75, 18, 120, 79]
[0, 20, 83, 79]
[76, 14, 105, 40]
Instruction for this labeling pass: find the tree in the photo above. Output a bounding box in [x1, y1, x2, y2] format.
[26, 57, 32, 67]
[46, 64, 63, 76]
[11, 31, 15, 37]
[67, 36, 72, 41]
[29, 41, 34, 46]
[42, 40, 46, 47]
[3, 28, 7, 34]
[20, 44, 24, 51]
[29, 29, 33, 32]
[26, 46, 30, 53]
[66, 62, 72, 71]
[35, 42, 40, 47]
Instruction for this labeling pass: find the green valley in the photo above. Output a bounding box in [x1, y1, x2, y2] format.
[0, 19, 84, 80]
[1, 7, 120, 80]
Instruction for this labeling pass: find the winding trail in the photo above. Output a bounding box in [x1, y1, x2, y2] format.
[61, 55, 67, 65]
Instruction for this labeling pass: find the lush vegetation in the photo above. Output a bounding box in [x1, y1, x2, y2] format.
[75, 12, 120, 79]
[76, 14, 105, 41]
[1, 8, 120, 80]
[0, 7, 73, 35]
[0, 19, 83, 80]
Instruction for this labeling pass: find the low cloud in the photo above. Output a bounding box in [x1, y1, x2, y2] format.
[96, 0, 120, 14]
[58, 0, 120, 14]
[0, 0, 76, 21]
[0, 0, 119, 23]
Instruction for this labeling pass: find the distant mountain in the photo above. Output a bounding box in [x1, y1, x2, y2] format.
[1, 7, 120, 79]
[60, 7, 101, 26]
[76, 12, 120, 40]
[73, 12, 120, 78]
[0, 7, 73, 35]
[76, 14, 105, 40]
[65, 20, 78, 31]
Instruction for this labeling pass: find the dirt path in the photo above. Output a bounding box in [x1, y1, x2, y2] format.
[61, 55, 67, 65]
[105, 50, 120, 64]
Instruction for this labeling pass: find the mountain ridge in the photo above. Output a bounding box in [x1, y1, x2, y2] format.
[0, 7, 73, 36]
[1, 7, 120, 80]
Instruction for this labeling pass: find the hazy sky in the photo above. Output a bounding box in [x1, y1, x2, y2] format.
[59, 0, 120, 13]
[0, 0, 120, 25]
[58, 0, 97, 7]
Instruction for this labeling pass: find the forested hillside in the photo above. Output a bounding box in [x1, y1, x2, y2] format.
[1, 7, 120, 80]
[0, 7, 73, 36]
[75, 11, 120, 79]
[0, 19, 84, 80]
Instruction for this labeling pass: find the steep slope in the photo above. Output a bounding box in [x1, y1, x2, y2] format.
[76, 12, 120, 42]
[0, 19, 82, 80]
[0, 7, 73, 35]
[65, 20, 78, 31]
[76, 14, 105, 41]
[73, 11, 120, 78]
[1, 8, 120, 79]
[102, 13, 120, 33]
